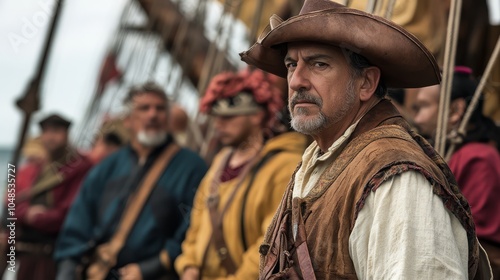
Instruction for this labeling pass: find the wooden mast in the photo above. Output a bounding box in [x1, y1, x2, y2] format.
[11, 0, 66, 166]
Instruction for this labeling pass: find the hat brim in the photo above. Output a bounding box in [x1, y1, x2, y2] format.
[240, 8, 441, 88]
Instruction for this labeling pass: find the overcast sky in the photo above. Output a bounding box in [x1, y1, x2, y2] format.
[0, 0, 128, 148]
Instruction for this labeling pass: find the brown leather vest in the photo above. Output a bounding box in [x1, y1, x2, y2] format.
[259, 100, 481, 279]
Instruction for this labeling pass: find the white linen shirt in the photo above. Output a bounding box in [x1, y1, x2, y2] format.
[293, 123, 468, 279]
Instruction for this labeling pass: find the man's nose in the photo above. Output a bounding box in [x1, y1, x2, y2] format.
[288, 64, 311, 93]
[145, 106, 160, 118]
[413, 112, 424, 127]
[214, 118, 224, 129]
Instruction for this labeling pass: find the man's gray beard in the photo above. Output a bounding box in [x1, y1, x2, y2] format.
[137, 131, 167, 147]
[290, 80, 357, 135]
[290, 109, 328, 135]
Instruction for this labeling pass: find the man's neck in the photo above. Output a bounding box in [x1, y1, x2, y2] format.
[50, 146, 69, 164]
[228, 131, 264, 168]
[313, 98, 380, 152]
[131, 140, 157, 165]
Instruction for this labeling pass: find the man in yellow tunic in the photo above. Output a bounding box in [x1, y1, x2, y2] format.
[175, 69, 307, 280]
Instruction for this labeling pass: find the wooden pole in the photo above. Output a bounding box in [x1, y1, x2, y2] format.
[11, 0, 65, 167]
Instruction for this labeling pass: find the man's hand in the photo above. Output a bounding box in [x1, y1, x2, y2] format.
[86, 262, 110, 280]
[119, 263, 143, 280]
[25, 205, 47, 225]
[182, 266, 200, 280]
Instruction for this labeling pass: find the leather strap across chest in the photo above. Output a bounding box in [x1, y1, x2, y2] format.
[204, 149, 260, 274]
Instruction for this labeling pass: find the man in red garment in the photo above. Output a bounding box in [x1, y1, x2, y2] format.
[414, 67, 500, 278]
[10, 114, 93, 280]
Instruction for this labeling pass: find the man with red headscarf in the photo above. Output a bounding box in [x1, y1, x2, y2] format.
[175, 69, 308, 280]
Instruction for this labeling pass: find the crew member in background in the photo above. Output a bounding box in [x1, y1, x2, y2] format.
[55, 83, 207, 280]
[12, 114, 93, 280]
[175, 69, 307, 280]
[414, 66, 500, 278]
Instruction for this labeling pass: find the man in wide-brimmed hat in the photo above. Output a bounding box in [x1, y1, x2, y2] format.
[240, 0, 492, 279]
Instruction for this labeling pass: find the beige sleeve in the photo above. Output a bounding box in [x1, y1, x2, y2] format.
[349, 170, 468, 279]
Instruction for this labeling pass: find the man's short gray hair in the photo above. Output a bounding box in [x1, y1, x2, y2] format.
[122, 82, 169, 114]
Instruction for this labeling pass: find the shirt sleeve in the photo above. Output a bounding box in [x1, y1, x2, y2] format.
[349, 170, 469, 279]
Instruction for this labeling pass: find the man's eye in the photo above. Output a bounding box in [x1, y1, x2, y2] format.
[285, 62, 297, 69]
[314, 62, 327, 67]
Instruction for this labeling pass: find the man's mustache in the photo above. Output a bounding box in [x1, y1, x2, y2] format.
[290, 90, 322, 108]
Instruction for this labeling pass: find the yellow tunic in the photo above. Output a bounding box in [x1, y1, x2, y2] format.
[175, 132, 307, 280]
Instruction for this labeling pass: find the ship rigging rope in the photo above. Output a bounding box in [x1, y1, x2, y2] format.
[435, 0, 462, 156]
[366, 0, 376, 14]
[385, 0, 397, 19]
[197, 0, 236, 96]
[76, 0, 135, 145]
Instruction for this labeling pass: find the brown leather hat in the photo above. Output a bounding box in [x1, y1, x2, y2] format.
[239, 0, 441, 88]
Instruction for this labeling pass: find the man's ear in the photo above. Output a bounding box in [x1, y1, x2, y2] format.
[359, 66, 381, 101]
[449, 98, 466, 126]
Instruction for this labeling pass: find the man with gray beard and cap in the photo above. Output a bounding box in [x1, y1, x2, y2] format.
[54, 82, 207, 280]
[239, 0, 492, 279]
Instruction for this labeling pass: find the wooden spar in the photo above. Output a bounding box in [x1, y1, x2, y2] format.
[445, 36, 500, 161]
[435, 0, 462, 156]
[11, 0, 65, 166]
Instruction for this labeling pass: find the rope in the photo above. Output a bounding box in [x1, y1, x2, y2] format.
[435, 0, 462, 156]
[196, 0, 234, 96]
[75, 0, 135, 146]
[366, 0, 378, 14]
[385, 0, 397, 19]
[248, 0, 265, 41]
[211, 0, 243, 76]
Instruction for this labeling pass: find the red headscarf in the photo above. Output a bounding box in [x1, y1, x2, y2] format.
[200, 69, 284, 127]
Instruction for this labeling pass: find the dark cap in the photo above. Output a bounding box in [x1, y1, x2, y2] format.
[451, 66, 477, 101]
[38, 114, 72, 129]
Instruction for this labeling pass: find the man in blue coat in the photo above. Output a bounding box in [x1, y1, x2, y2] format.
[55, 82, 207, 280]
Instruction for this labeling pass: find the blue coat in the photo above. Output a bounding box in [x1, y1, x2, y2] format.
[54, 140, 207, 278]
